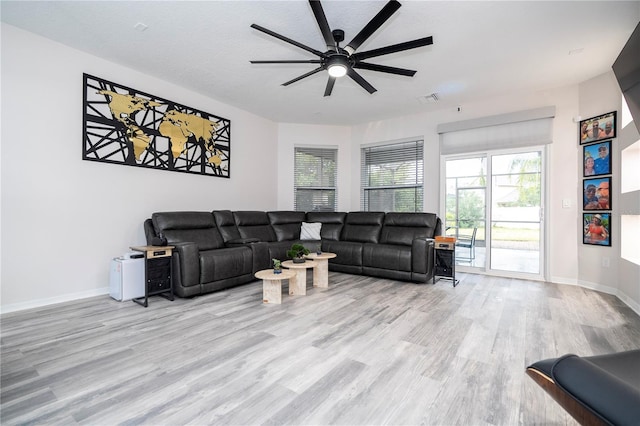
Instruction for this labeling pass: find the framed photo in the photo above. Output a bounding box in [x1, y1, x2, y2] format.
[583, 140, 611, 176]
[579, 111, 616, 144]
[583, 212, 611, 246]
[583, 177, 611, 210]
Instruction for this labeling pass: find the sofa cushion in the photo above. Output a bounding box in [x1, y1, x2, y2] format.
[380, 212, 439, 246]
[267, 211, 305, 241]
[199, 247, 253, 283]
[300, 222, 322, 240]
[233, 211, 277, 242]
[152, 212, 224, 251]
[306, 212, 346, 241]
[363, 243, 412, 272]
[341, 212, 385, 243]
[213, 210, 242, 243]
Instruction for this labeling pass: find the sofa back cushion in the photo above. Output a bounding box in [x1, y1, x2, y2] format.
[152, 211, 224, 250]
[380, 212, 439, 246]
[268, 211, 305, 241]
[341, 212, 385, 243]
[306, 212, 346, 241]
[213, 210, 242, 242]
[233, 211, 276, 242]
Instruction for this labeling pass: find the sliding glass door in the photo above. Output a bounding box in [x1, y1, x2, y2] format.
[443, 147, 545, 279]
[490, 151, 542, 274]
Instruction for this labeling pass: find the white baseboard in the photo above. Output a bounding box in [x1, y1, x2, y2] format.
[553, 277, 640, 317]
[617, 290, 640, 317]
[549, 275, 578, 286]
[1, 287, 110, 315]
[575, 278, 620, 296]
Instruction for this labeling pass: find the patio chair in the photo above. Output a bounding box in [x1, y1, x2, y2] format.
[455, 227, 477, 261]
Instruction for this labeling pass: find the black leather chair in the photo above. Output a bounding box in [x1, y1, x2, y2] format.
[526, 350, 640, 425]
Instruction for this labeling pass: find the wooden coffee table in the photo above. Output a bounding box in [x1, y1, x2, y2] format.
[281, 260, 316, 295]
[255, 269, 295, 304]
[305, 252, 336, 288]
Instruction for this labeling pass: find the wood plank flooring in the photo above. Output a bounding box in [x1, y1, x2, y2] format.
[2, 272, 639, 425]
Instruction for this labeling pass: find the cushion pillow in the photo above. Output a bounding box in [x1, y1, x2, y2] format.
[300, 222, 322, 240]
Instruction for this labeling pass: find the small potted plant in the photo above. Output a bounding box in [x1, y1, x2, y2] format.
[272, 258, 282, 274]
[286, 243, 310, 263]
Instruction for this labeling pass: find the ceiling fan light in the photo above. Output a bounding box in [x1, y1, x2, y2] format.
[328, 63, 347, 78]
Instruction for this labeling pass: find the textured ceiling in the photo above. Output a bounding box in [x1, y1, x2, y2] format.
[2, 1, 639, 125]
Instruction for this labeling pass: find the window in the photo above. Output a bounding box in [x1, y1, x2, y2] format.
[294, 147, 337, 212]
[361, 140, 424, 212]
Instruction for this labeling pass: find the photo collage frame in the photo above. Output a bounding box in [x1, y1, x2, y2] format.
[580, 111, 615, 246]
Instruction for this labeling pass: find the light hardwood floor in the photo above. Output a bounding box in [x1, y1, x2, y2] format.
[2, 272, 639, 425]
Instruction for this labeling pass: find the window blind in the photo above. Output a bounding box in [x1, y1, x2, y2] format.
[294, 147, 337, 212]
[438, 106, 555, 155]
[361, 140, 424, 212]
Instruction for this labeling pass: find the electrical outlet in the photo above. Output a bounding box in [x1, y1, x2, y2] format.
[602, 257, 610, 268]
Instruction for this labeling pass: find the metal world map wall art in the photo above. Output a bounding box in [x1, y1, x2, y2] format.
[83, 74, 230, 178]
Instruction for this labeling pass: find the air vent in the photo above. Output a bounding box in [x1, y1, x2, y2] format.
[418, 93, 439, 104]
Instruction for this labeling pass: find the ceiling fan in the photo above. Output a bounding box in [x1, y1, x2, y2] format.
[250, 0, 433, 96]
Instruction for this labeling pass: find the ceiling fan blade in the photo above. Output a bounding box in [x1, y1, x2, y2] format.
[353, 62, 416, 77]
[251, 60, 322, 64]
[282, 66, 325, 86]
[345, 0, 401, 54]
[347, 68, 377, 94]
[309, 0, 336, 51]
[352, 36, 433, 61]
[251, 24, 325, 57]
[324, 76, 336, 97]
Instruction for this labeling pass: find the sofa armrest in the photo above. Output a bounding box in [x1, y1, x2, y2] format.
[248, 242, 270, 273]
[411, 237, 435, 275]
[226, 238, 260, 247]
[172, 242, 200, 288]
[527, 350, 640, 426]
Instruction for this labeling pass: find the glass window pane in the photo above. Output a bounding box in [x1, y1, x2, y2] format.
[492, 151, 541, 175]
[361, 140, 423, 212]
[295, 189, 336, 212]
[445, 157, 487, 179]
[364, 187, 423, 212]
[490, 151, 542, 274]
[490, 221, 540, 273]
[294, 147, 337, 211]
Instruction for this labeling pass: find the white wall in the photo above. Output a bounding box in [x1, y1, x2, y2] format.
[578, 73, 640, 313]
[576, 73, 625, 296]
[0, 24, 279, 312]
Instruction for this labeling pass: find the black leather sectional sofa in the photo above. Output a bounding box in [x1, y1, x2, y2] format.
[144, 210, 442, 298]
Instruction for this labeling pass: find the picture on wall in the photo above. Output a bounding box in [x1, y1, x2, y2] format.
[579, 111, 616, 144]
[583, 212, 611, 246]
[583, 177, 611, 210]
[583, 140, 612, 176]
[83, 74, 230, 178]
